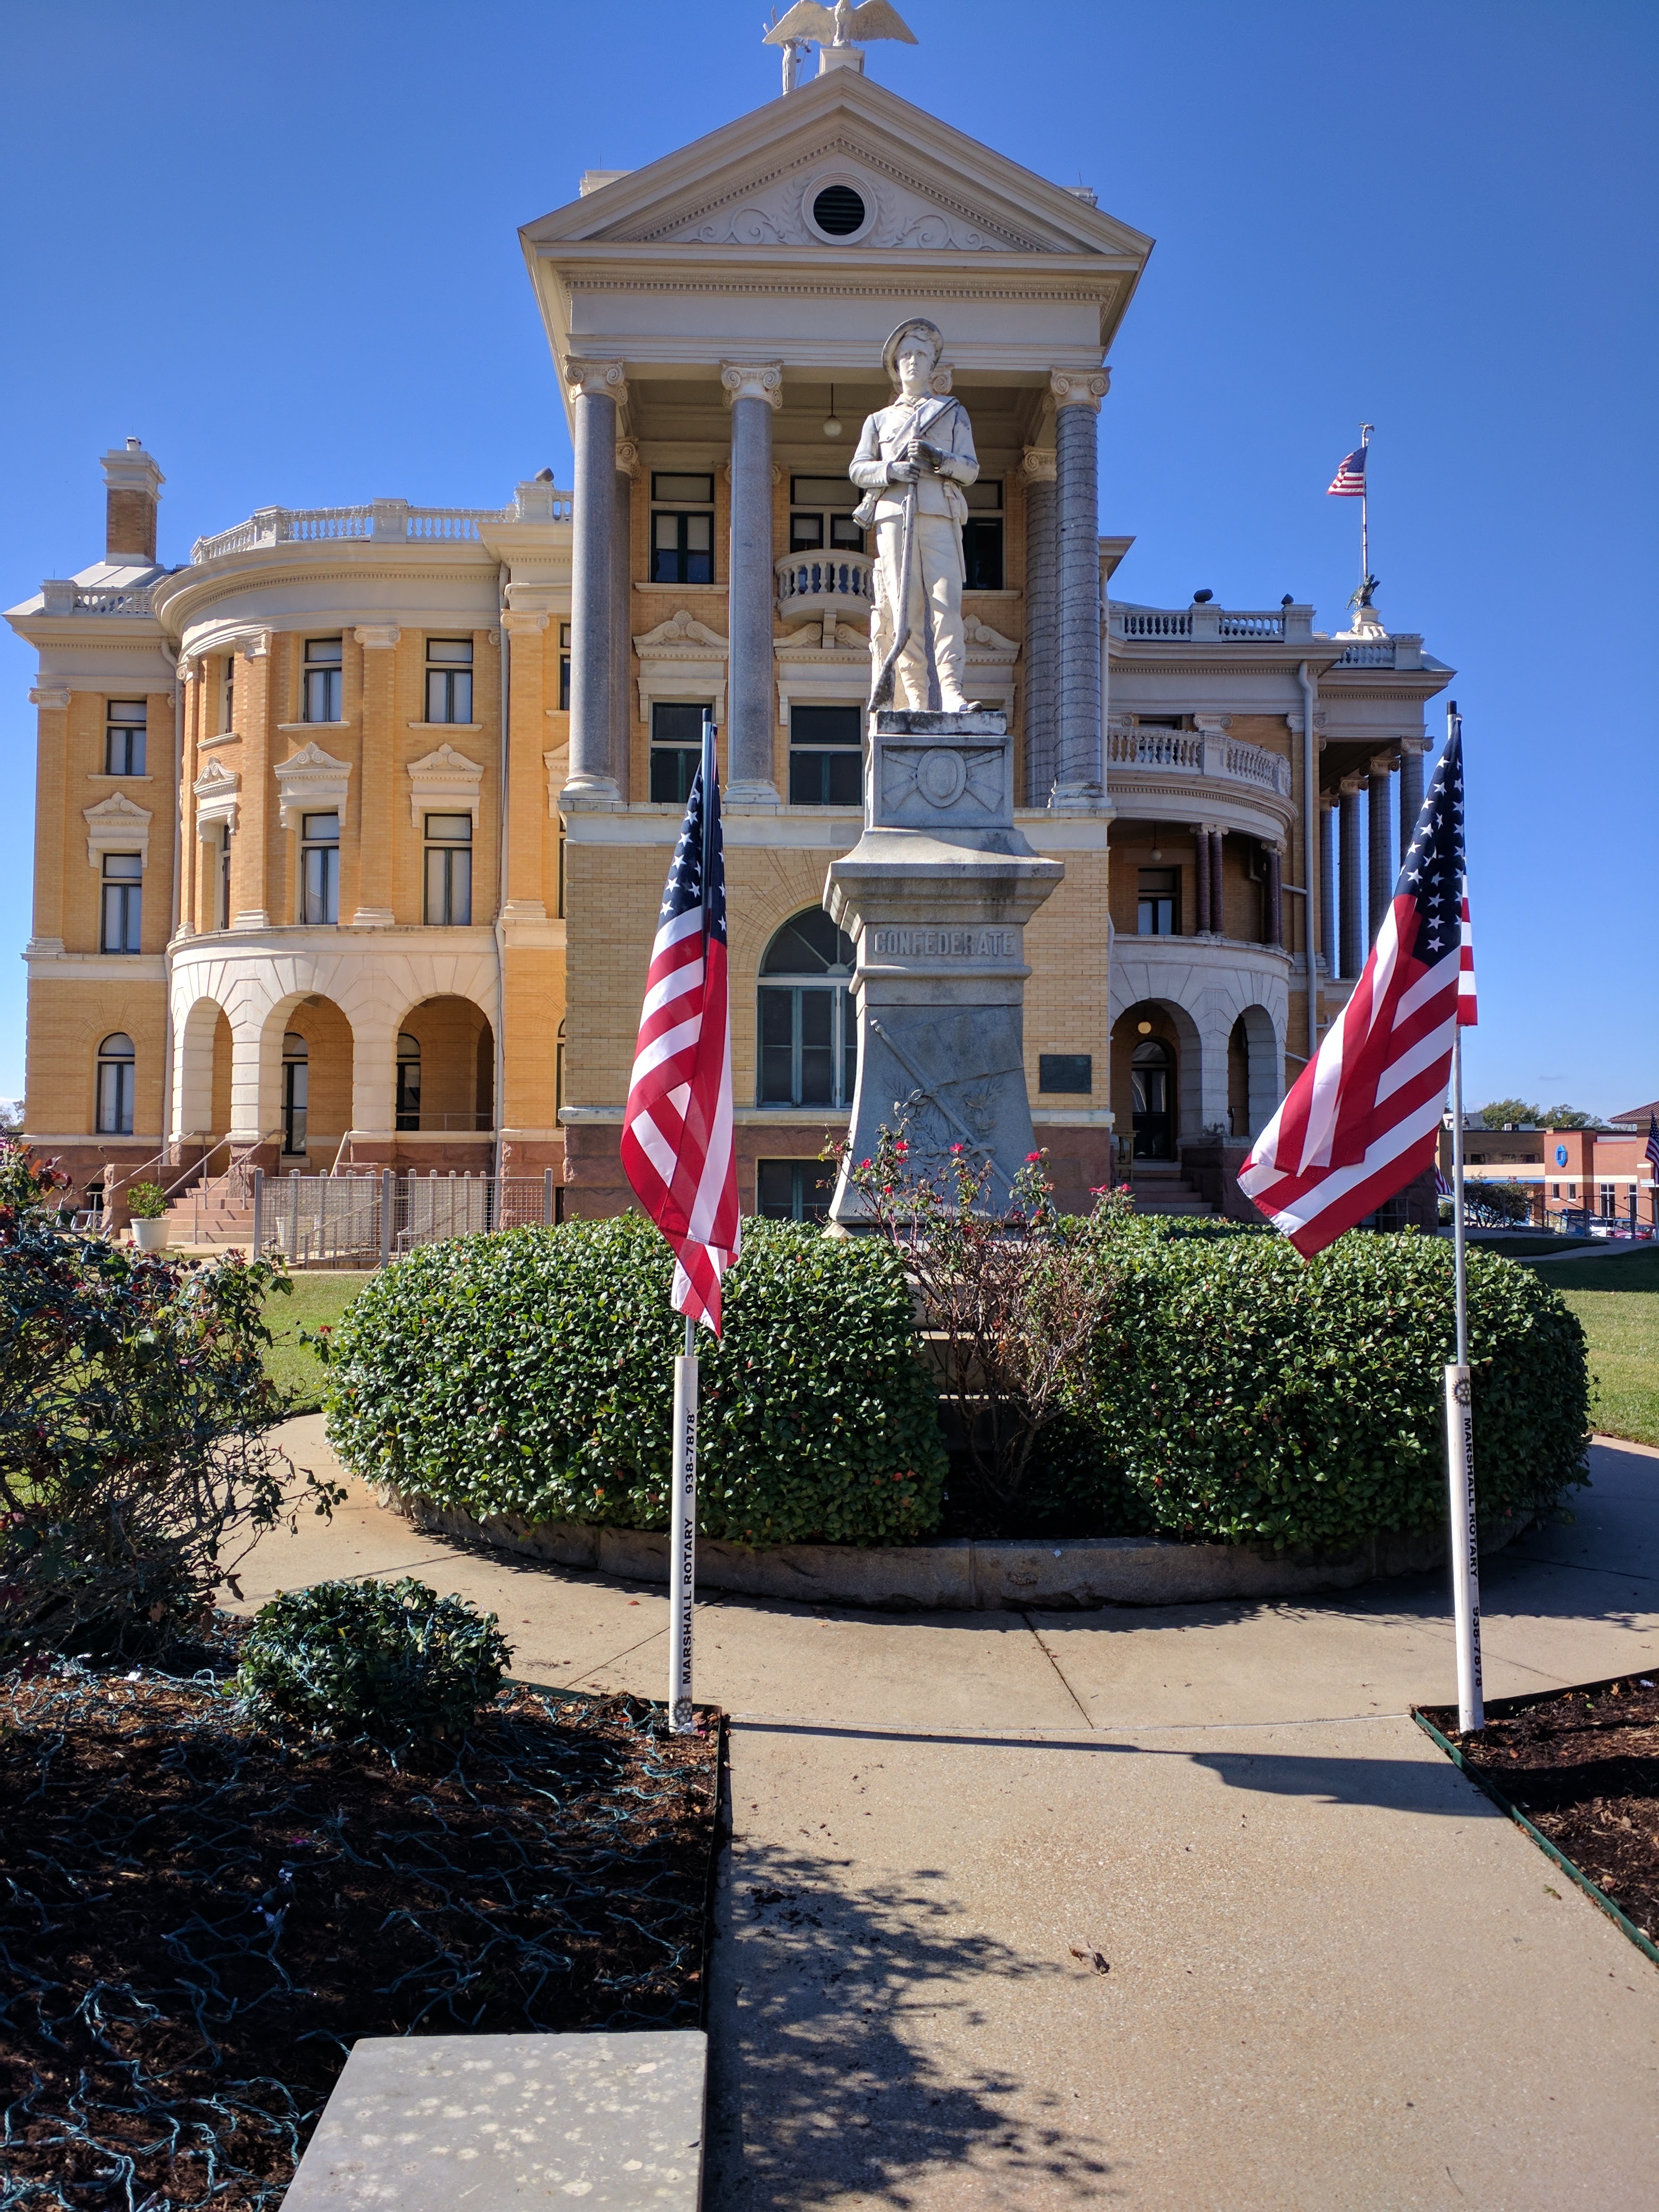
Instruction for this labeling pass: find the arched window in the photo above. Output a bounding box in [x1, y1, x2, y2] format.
[758, 909, 857, 1109]
[95, 1033, 135, 1135]
[396, 1032, 421, 1132]
[282, 1032, 308, 1157]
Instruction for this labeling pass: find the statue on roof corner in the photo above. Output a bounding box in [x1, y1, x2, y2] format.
[764, 0, 918, 86]
[850, 319, 981, 715]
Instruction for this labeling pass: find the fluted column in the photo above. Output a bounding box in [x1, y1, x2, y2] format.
[1318, 799, 1336, 970]
[1265, 841, 1283, 948]
[1368, 752, 1395, 939]
[723, 362, 783, 806]
[1050, 368, 1109, 808]
[1338, 778, 1364, 978]
[351, 625, 399, 925]
[1398, 736, 1427, 852]
[612, 440, 638, 800]
[562, 361, 625, 807]
[1020, 446, 1058, 805]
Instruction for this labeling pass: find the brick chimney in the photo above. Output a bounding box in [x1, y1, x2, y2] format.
[100, 438, 164, 564]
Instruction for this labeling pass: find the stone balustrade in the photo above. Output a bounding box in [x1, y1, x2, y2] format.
[1334, 633, 1424, 669]
[774, 547, 874, 617]
[1107, 722, 1292, 799]
[1112, 602, 1316, 643]
[38, 580, 157, 617]
[189, 490, 571, 566]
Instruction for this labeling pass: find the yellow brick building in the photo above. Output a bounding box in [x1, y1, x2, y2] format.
[7, 63, 1451, 1226]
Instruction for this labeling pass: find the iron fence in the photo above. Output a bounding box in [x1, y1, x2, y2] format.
[252, 1169, 558, 1267]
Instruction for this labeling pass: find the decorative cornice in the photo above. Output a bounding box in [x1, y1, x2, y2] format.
[273, 741, 352, 831]
[564, 358, 629, 408]
[84, 791, 153, 867]
[564, 273, 1120, 306]
[193, 759, 240, 840]
[721, 361, 785, 409]
[354, 624, 401, 650]
[1019, 446, 1057, 483]
[1050, 367, 1110, 410]
[407, 743, 485, 827]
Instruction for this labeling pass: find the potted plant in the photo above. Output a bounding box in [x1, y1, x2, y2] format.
[125, 1182, 170, 1253]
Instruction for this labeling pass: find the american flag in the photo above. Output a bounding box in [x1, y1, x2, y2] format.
[1327, 446, 1368, 496]
[1239, 727, 1476, 1256]
[619, 726, 739, 1332]
[1646, 1112, 1659, 1176]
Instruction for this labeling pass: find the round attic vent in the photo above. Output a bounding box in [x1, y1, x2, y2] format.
[811, 183, 866, 237]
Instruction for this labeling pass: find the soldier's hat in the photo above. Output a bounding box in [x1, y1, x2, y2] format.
[882, 318, 945, 386]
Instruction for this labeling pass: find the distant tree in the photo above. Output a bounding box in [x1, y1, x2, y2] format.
[0, 1100, 21, 1135]
[1478, 1097, 1540, 1128]
[1540, 1103, 1600, 1129]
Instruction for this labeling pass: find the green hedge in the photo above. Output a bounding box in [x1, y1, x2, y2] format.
[321, 1217, 945, 1546]
[1084, 1227, 1589, 1549]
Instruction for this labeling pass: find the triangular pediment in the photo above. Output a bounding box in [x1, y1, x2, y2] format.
[523, 71, 1151, 266]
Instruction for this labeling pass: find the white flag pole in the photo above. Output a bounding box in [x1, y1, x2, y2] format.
[669, 1311, 698, 1734]
[1443, 701, 1483, 1733]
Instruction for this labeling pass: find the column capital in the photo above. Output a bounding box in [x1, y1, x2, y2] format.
[500, 609, 550, 637]
[1339, 773, 1366, 797]
[354, 624, 400, 650]
[721, 361, 784, 409]
[565, 358, 627, 407]
[177, 655, 199, 684]
[29, 684, 71, 711]
[1019, 445, 1057, 482]
[1050, 367, 1110, 410]
[614, 438, 641, 475]
[1396, 733, 1432, 755]
[1368, 750, 1398, 776]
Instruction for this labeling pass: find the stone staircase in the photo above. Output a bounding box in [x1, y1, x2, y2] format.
[161, 1167, 257, 1249]
[1128, 1160, 1217, 1218]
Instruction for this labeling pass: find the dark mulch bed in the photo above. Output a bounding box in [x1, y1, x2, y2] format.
[0, 1653, 719, 2210]
[1422, 1674, 1659, 1953]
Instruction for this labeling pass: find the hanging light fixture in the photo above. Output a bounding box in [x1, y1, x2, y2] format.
[1149, 818, 1162, 862]
[823, 382, 842, 438]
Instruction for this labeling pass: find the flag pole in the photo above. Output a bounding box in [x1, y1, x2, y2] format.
[667, 713, 718, 1738]
[1443, 698, 1483, 1733]
[1359, 421, 1374, 589]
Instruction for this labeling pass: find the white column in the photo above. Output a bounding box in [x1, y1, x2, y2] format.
[351, 1019, 398, 1138]
[723, 362, 783, 807]
[613, 440, 638, 800]
[1050, 368, 1110, 809]
[562, 360, 626, 808]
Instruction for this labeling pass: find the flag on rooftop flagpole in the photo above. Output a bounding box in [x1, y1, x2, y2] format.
[620, 727, 739, 1333]
[1327, 446, 1368, 496]
[1238, 728, 1474, 1256]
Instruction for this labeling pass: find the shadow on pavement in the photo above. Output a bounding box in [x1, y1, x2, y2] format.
[705, 1839, 1119, 2208]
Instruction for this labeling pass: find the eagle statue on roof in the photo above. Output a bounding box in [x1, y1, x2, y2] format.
[764, 1, 918, 54]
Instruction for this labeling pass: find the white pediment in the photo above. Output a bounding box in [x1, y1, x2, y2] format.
[273, 741, 351, 832]
[406, 742, 485, 828]
[85, 790, 153, 867]
[634, 608, 730, 652]
[645, 139, 1038, 253]
[193, 758, 240, 840]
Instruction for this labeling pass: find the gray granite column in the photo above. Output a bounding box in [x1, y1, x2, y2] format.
[562, 361, 625, 806]
[722, 362, 783, 806]
[1338, 781, 1363, 978]
[1318, 800, 1336, 968]
[1398, 738, 1426, 853]
[1368, 755, 1395, 939]
[611, 442, 636, 799]
[1209, 826, 1226, 938]
[1265, 842, 1283, 948]
[1020, 447, 1058, 805]
[1194, 827, 1211, 935]
[1050, 370, 1109, 807]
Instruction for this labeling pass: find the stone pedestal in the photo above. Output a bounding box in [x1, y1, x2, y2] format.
[826, 709, 1063, 1224]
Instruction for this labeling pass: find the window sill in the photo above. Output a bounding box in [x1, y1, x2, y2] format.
[634, 581, 724, 594]
[87, 774, 155, 782]
[199, 732, 241, 750]
[407, 722, 485, 732]
[276, 722, 353, 734]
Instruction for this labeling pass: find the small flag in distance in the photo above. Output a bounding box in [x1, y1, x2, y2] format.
[1327, 446, 1368, 496]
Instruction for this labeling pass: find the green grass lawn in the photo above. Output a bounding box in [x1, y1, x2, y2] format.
[263, 1271, 368, 1412]
[1520, 1246, 1659, 1447]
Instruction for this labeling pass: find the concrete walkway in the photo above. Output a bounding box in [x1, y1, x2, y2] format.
[241, 1422, 1659, 2208]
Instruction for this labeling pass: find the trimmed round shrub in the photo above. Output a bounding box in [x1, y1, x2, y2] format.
[236, 1577, 511, 1739]
[1083, 1228, 1589, 1551]
[320, 1218, 946, 1546]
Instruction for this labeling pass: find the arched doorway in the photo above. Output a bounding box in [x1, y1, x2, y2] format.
[395, 996, 495, 1133]
[757, 909, 857, 1109]
[1130, 1035, 1176, 1160]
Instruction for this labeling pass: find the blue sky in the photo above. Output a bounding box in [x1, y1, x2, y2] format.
[2, 0, 1654, 1114]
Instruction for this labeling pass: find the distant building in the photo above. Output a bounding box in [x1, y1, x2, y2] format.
[6, 63, 1452, 1226]
[1441, 1118, 1657, 1229]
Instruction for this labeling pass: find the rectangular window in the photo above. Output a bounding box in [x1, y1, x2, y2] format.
[97, 1057, 135, 1136]
[757, 1159, 836, 1222]
[221, 655, 236, 737]
[1039, 1053, 1093, 1095]
[650, 701, 707, 805]
[100, 853, 143, 953]
[1137, 867, 1178, 936]
[558, 621, 571, 713]
[218, 825, 232, 931]
[425, 638, 473, 724]
[650, 473, 715, 584]
[300, 811, 340, 924]
[962, 478, 1004, 591]
[304, 636, 343, 723]
[423, 813, 473, 925]
[788, 702, 862, 807]
[758, 986, 856, 1110]
[790, 476, 864, 556]
[104, 700, 147, 776]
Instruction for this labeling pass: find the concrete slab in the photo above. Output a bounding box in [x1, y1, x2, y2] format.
[281, 2030, 705, 2209]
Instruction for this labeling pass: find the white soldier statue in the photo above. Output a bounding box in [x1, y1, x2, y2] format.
[850, 318, 980, 714]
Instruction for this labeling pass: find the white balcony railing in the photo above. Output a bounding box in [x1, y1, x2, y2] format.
[1108, 723, 1293, 800]
[189, 490, 572, 566]
[775, 548, 875, 616]
[1112, 603, 1316, 644]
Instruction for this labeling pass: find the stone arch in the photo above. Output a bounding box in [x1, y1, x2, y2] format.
[389, 994, 497, 1135]
[1111, 998, 1204, 1149]
[1229, 1003, 1281, 1141]
[252, 991, 355, 1164]
[174, 994, 233, 1141]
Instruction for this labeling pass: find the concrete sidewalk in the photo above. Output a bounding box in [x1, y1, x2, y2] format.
[244, 1424, 1659, 2208]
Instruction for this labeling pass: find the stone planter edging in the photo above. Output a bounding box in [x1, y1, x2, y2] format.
[381, 1487, 1532, 1611]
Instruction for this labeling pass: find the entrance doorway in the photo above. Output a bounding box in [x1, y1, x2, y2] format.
[1131, 1036, 1175, 1160]
[282, 1032, 308, 1156]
